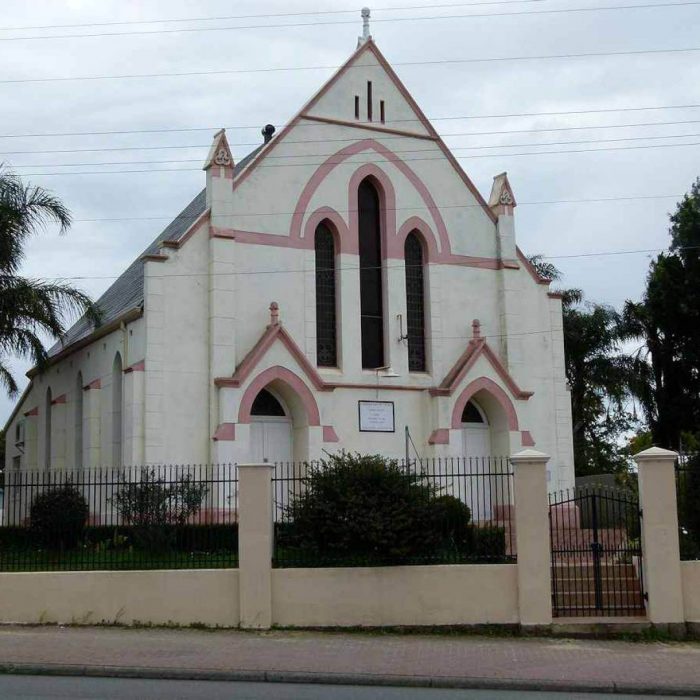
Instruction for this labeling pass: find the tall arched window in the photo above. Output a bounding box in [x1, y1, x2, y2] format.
[75, 372, 83, 470]
[358, 178, 384, 368]
[44, 387, 52, 470]
[404, 231, 426, 372]
[112, 353, 123, 467]
[314, 222, 337, 367]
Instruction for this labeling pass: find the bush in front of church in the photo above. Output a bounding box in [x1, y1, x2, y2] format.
[30, 482, 89, 550]
[278, 452, 490, 564]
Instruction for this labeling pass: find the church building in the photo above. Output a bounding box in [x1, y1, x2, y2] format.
[4, 20, 575, 490]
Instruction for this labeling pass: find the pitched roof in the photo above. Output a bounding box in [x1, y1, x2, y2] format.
[48, 144, 264, 358]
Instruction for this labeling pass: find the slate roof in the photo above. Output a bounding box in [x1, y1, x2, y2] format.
[49, 144, 264, 358]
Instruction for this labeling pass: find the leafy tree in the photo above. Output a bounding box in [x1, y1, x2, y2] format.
[529, 256, 636, 476]
[0, 167, 100, 395]
[621, 179, 700, 450]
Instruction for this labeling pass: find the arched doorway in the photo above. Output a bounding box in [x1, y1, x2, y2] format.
[249, 388, 293, 464]
[460, 399, 492, 521]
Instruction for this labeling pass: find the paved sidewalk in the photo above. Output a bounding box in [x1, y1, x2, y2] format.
[0, 626, 699, 695]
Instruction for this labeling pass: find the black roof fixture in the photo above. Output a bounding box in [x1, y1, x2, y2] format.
[262, 124, 276, 143]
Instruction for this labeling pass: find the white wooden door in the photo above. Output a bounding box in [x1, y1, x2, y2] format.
[461, 425, 492, 521]
[250, 419, 293, 464]
[251, 418, 293, 520]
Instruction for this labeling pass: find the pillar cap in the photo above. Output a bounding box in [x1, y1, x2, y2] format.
[633, 446, 678, 462]
[509, 448, 550, 465]
[237, 462, 276, 469]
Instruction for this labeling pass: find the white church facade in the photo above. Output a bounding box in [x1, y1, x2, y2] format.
[4, 35, 575, 490]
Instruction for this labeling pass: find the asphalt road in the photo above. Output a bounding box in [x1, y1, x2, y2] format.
[0, 676, 689, 700]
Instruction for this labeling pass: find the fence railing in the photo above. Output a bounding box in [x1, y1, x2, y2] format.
[272, 456, 515, 567]
[0, 464, 238, 571]
[676, 454, 700, 560]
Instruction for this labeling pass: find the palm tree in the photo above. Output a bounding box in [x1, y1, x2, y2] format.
[0, 167, 100, 396]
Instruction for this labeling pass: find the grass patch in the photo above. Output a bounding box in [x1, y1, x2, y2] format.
[0, 549, 238, 571]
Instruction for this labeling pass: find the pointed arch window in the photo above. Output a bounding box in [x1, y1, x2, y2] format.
[358, 178, 384, 369]
[112, 353, 123, 467]
[314, 222, 337, 367]
[44, 387, 52, 470]
[404, 231, 426, 372]
[75, 372, 84, 470]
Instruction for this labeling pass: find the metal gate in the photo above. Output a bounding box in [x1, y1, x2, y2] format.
[549, 486, 645, 617]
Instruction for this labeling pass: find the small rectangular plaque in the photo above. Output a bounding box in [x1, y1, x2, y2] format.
[358, 401, 395, 433]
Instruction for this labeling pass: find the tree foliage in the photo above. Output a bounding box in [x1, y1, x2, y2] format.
[621, 178, 700, 450]
[528, 256, 636, 476]
[0, 167, 101, 395]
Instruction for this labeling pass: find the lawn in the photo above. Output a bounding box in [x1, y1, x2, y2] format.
[0, 548, 238, 572]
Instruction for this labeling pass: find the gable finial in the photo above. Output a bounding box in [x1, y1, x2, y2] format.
[269, 301, 280, 326]
[357, 7, 372, 48]
[471, 318, 481, 340]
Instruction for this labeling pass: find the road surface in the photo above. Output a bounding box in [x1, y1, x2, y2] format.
[0, 675, 689, 699]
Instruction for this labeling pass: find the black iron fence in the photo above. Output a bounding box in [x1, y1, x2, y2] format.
[676, 453, 700, 560]
[0, 464, 238, 571]
[272, 456, 515, 567]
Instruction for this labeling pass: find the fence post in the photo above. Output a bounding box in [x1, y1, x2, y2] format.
[237, 462, 275, 630]
[510, 449, 552, 627]
[633, 446, 684, 627]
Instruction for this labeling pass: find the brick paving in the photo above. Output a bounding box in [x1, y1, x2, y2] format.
[0, 626, 699, 693]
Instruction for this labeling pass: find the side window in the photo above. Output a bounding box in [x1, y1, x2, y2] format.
[314, 222, 338, 367]
[358, 179, 384, 369]
[404, 232, 426, 372]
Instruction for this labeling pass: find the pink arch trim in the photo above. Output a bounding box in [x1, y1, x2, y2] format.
[289, 138, 450, 256]
[303, 206, 355, 255]
[396, 216, 439, 262]
[238, 365, 321, 426]
[451, 377, 519, 431]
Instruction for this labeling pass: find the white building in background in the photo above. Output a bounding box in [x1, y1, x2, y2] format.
[4, 30, 575, 490]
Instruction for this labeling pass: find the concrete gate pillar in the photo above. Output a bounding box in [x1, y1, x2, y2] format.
[237, 462, 274, 629]
[633, 446, 684, 626]
[510, 449, 552, 626]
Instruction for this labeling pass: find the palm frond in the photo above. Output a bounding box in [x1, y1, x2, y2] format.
[0, 357, 19, 397]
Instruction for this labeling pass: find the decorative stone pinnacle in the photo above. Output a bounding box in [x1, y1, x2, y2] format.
[269, 301, 280, 325]
[357, 7, 372, 47]
[471, 318, 481, 339]
[203, 129, 234, 171]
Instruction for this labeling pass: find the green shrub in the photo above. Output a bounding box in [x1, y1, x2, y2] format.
[30, 483, 88, 549]
[279, 453, 505, 564]
[282, 453, 444, 562]
[111, 469, 209, 552]
[472, 525, 507, 560]
[430, 495, 472, 551]
[83, 523, 238, 554]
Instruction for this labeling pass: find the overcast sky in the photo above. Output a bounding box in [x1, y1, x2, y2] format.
[1, 0, 699, 423]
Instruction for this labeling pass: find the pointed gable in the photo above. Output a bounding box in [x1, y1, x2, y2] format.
[235, 40, 495, 224]
[303, 41, 431, 138]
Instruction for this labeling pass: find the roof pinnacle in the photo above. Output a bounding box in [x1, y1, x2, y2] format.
[357, 7, 372, 48]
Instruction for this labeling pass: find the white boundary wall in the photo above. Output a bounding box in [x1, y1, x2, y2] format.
[0, 569, 239, 627]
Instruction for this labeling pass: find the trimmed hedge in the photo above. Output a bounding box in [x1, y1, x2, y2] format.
[0, 523, 238, 554]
